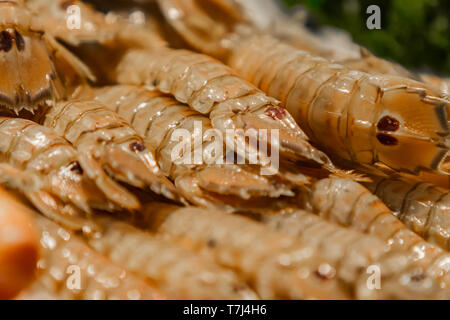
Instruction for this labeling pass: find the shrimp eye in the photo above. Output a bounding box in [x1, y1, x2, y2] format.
[68, 161, 83, 174]
[130, 141, 146, 153]
[207, 239, 217, 248]
[376, 133, 398, 146]
[377, 116, 400, 132]
[0, 30, 13, 52]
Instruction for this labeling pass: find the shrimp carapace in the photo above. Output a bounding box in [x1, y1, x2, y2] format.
[0, 0, 94, 114]
[34, 99, 181, 203]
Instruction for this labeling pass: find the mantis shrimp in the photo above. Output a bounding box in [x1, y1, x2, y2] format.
[76, 84, 310, 213]
[131, 202, 352, 300]
[0, 117, 140, 231]
[0, 187, 39, 299]
[32, 0, 339, 175]
[259, 209, 447, 299]
[0, 0, 178, 207]
[32, 99, 181, 202]
[156, 0, 450, 177]
[309, 177, 450, 290]
[88, 215, 257, 299]
[364, 176, 450, 251]
[19, 214, 165, 300]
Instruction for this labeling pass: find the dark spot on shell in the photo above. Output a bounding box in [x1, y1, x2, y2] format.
[0, 30, 13, 52]
[60, 0, 75, 10]
[376, 133, 398, 146]
[14, 30, 24, 51]
[419, 90, 427, 99]
[152, 79, 159, 86]
[207, 239, 217, 248]
[377, 116, 400, 132]
[265, 107, 287, 120]
[68, 161, 83, 174]
[411, 273, 426, 282]
[130, 141, 146, 153]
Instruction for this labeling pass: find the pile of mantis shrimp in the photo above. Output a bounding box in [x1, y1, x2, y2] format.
[0, 0, 449, 300]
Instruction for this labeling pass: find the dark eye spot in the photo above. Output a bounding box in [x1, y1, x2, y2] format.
[0, 30, 13, 52]
[265, 107, 287, 120]
[411, 273, 426, 282]
[377, 116, 400, 132]
[418, 90, 426, 99]
[14, 30, 24, 51]
[207, 239, 217, 248]
[60, 0, 75, 10]
[130, 141, 146, 153]
[376, 133, 398, 146]
[68, 161, 83, 174]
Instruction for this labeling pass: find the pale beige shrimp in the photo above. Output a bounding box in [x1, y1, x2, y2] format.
[157, 0, 450, 177]
[18, 214, 165, 300]
[0, 187, 39, 300]
[75, 84, 310, 213]
[33, 100, 180, 202]
[24, 0, 166, 84]
[308, 177, 450, 290]
[87, 215, 257, 299]
[26, 0, 167, 48]
[0, 0, 94, 115]
[131, 203, 351, 299]
[0, 117, 138, 231]
[365, 176, 450, 251]
[260, 210, 446, 299]
[32, 0, 340, 174]
[227, 37, 449, 175]
[112, 48, 338, 171]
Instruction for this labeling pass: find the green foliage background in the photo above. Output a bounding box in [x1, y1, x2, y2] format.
[282, 0, 449, 75]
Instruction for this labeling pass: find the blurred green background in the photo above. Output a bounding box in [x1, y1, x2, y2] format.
[281, 0, 449, 75]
